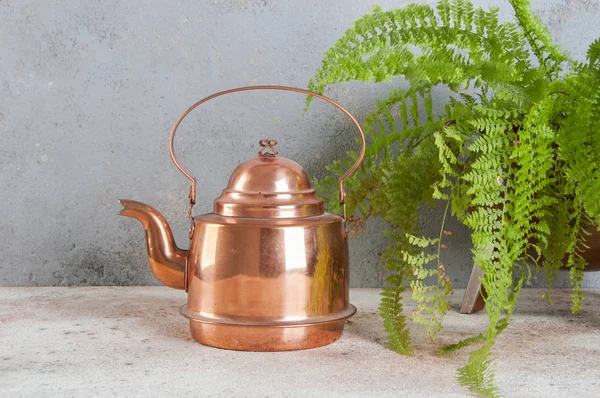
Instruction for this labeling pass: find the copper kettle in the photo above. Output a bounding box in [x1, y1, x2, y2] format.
[119, 86, 365, 351]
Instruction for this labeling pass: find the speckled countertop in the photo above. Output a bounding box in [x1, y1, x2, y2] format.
[1, 288, 599, 397]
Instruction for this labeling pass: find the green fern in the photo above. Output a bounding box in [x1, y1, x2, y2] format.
[306, 0, 600, 396]
[457, 343, 499, 398]
[379, 231, 415, 356]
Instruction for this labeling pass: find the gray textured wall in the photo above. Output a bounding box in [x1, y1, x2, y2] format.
[1, 0, 599, 288]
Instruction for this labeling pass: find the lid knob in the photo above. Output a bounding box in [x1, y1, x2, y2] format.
[258, 139, 279, 157]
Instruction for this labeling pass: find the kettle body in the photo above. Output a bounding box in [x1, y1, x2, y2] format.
[119, 86, 365, 351]
[183, 212, 351, 350]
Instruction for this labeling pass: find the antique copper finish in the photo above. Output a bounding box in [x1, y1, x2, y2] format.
[180, 213, 355, 350]
[188, 322, 346, 352]
[168, 85, 367, 229]
[258, 139, 279, 156]
[119, 85, 365, 351]
[118, 199, 186, 290]
[213, 153, 324, 218]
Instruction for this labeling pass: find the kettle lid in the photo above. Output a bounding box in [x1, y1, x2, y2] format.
[214, 140, 324, 218]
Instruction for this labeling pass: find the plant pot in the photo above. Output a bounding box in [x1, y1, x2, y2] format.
[460, 226, 600, 313]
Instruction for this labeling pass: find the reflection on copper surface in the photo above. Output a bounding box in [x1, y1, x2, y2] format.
[120, 85, 367, 351]
[179, 213, 353, 349]
[168, 85, 366, 225]
[284, 227, 307, 270]
[275, 178, 290, 192]
[118, 200, 186, 290]
[200, 224, 219, 271]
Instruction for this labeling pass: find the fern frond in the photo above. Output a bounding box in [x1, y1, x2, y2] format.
[587, 38, 600, 68]
[439, 333, 484, 356]
[457, 343, 500, 398]
[307, 0, 530, 106]
[508, 0, 572, 76]
[380, 232, 415, 356]
[307, 0, 600, 395]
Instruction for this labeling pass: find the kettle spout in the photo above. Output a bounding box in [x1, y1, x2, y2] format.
[119, 199, 186, 290]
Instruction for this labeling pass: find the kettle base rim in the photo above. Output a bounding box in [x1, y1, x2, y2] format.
[185, 305, 357, 351]
[179, 304, 356, 327]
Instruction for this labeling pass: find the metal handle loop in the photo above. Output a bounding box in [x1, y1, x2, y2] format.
[169, 85, 366, 228]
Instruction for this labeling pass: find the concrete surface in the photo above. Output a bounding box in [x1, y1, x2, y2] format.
[1, 1, 600, 288]
[1, 287, 599, 397]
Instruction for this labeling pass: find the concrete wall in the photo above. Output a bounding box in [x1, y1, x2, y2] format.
[1, 0, 599, 288]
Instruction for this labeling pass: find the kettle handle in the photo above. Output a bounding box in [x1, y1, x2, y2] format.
[169, 85, 366, 226]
